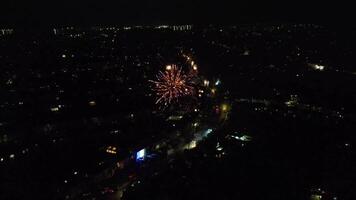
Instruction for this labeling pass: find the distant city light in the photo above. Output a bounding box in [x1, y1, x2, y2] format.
[89, 101, 96, 106]
[285, 95, 299, 107]
[165, 65, 172, 70]
[116, 162, 122, 168]
[106, 146, 117, 154]
[187, 140, 197, 149]
[215, 79, 221, 86]
[203, 80, 210, 87]
[167, 115, 183, 121]
[314, 64, 325, 70]
[62, 54, 66, 58]
[216, 142, 223, 151]
[221, 104, 229, 112]
[310, 194, 322, 200]
[231, 135, 253, 142]
[309, 63, 325, 71]
[211, 88, 216, 95]
[156, 25, 169, 29]
[51, 107, 59, 112]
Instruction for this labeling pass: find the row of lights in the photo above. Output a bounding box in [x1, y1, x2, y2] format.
[1, 148, 30, 163]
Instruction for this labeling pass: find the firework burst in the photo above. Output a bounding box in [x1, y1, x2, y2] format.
[150, 64, 196, 105]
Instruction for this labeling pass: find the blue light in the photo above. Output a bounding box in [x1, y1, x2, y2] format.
[136, 149, 146, 161]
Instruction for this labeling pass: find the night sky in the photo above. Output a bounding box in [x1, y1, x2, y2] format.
[1, 1, 353, 26]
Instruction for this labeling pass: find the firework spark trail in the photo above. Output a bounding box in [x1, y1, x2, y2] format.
[150, 64, 195, 105]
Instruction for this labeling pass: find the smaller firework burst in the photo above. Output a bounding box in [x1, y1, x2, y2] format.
[150, 64, 195, 105]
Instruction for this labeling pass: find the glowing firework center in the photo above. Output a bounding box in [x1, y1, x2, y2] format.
[150, 64, 196, 105]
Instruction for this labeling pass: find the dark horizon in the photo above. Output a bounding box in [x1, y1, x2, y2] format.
[1, 1, 355, 27]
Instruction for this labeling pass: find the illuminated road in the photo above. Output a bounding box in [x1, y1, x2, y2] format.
[64, 108, 225, 200]
[107, 127, 216, 200]
[63, 71, 229, 199]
